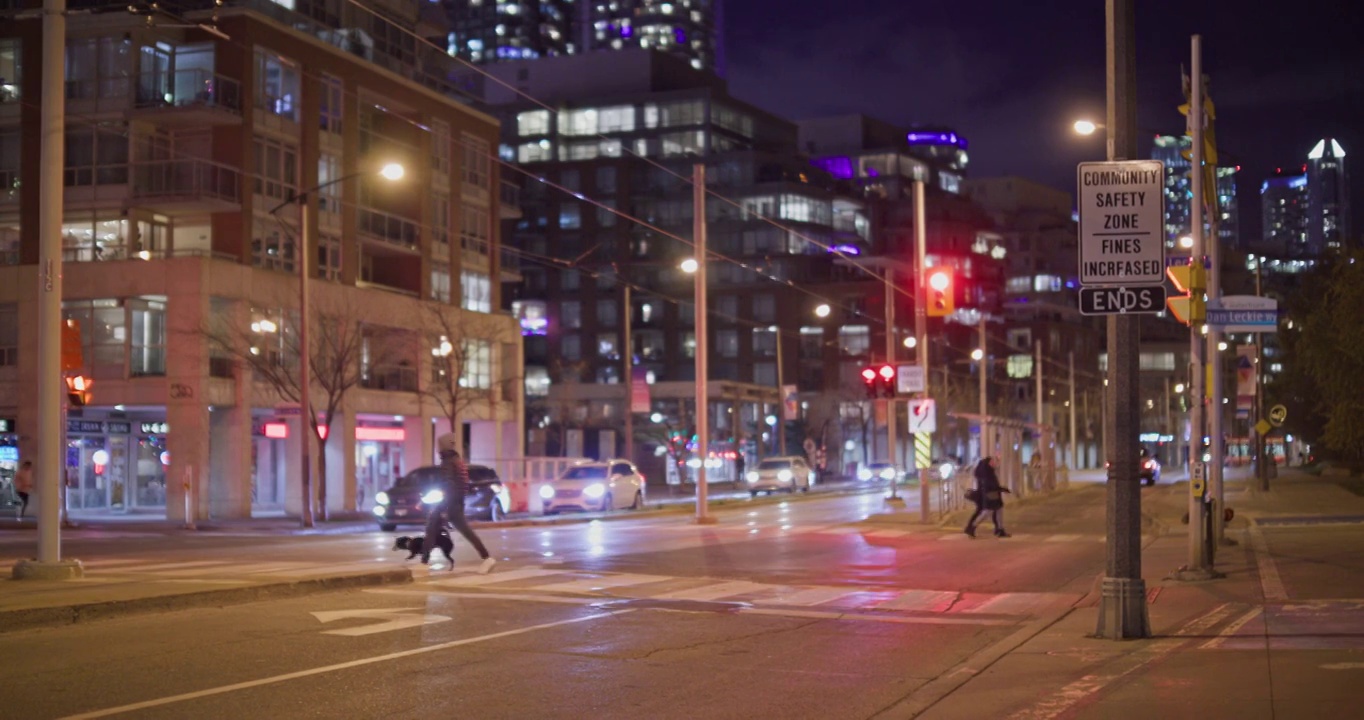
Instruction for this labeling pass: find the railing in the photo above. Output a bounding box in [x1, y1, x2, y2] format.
[135, 69, 242, 115]
[362, 365, 418, 392]
[357, 206, 419, 250]
[130, 159, 241, 205]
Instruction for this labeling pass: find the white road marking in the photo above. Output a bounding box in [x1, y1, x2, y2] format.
[739, 607, 1013, 626]
[99, 560, 230, 573]
[652, 580, 771, 601]
[1321, 662, 1364, 670]
[430, 567, 562, 587]
[964, 592, 1079, 616]
[311, 607, 451, 636]
[58, 610, 634, 720]
[365, 588, 600, 605]
[531, 573, 672, 593]
[1247, 524, 1288, 601]
[1200, 607, 1264, 650]
[765, 586, 858, 607]
[874, 590, 960, 612]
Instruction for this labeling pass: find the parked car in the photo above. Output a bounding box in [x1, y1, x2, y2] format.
[858, 462, 902, 482]
[746, 456, 813, 496]
[372, 464, 509, 531]
[540, 459, 646, 515]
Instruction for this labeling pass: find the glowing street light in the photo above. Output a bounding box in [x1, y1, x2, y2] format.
[680, 258, 699, 274]
[902, 336, 916, 349]
[971, 348, 984, 361]
[1179, 235, 1194, 249]
[1073, 119, 1101, 136]
[814, 303, 830, 318]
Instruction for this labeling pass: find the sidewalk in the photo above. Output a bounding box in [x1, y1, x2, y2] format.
[877, 466, 1364, 719]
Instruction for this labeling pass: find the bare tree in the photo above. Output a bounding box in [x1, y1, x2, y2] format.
[203, 293, 403, 526]
[421, 306, 523, 440]
[534, 357, 590, 455]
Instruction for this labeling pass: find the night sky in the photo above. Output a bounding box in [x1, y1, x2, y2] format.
[724, 0, 1364, 246]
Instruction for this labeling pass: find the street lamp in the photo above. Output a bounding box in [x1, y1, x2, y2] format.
[269, 161, 404, 526]
[814, 303, 831, 318]
[1073, 119, 1102, 136]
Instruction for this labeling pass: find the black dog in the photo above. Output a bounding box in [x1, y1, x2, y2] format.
[393, 533, 454, 565]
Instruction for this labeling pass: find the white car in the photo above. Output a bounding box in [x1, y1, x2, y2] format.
[541, 459, 646, 515]
[858, 462, 902, 482]
[746, 456, 813, 496]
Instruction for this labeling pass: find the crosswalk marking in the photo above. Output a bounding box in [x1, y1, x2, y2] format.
[874, 589, 960, 612]
[432, 567, 563, 587]
[532, 573, 673, 594]
[764, 587, 857, 607]
[653, 580, 772, 602]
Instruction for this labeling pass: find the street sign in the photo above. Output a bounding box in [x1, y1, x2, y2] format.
[897, 365, 925, 394]
[1254, 419, 1273, 437]
[1079, 285, 1167, 315]
[1268, 404, 1287, 427]
[907, 398, 936, 433]
[1206, 296, 1279, 333]
[1077, 160, 1166, 286]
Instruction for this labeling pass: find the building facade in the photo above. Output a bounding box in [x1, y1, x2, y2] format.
[1306, 138, 1350, 254]
[0, 2, 522, 519]
[1151, 134, 1239, 251]
[1260, 168, 1309, 257]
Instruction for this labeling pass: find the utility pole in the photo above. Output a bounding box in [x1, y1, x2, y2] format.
[1254, 260, 1269, 490]
[1069, 351, 1078, 469]
[623, 283, 633, 462]
[1176, 34, 1216, 581]
[692, 163, 714, 524]
[1208, 211, 1226, 549]
[1035, 339, 1044, 465]
[14, 0, 83, 581]
[914, 180, 931, 521]
[776, 326, 786, 456]
[1164, 377, 1173, 466]
[884, 265, 899, 494]
[1094, 0, 1150, 639]
[977, 315, 987, 458]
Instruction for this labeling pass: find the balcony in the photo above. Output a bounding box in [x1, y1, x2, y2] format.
[498, 180, 522, 221]
[130, 159, 241, 216]
[129, 70, 243, 127]
[357, 206, 420, 254]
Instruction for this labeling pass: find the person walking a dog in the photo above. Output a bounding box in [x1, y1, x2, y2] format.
[422, 433, 496, 574]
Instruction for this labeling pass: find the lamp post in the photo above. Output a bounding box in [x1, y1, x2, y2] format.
[269, 162, 402, 526]
[680, 162, 714, 524]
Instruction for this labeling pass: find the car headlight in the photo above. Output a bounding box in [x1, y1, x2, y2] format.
[489, 483, 504, 495]
[372, 505, 386, 517]
[583, 483, 606, 499]
[375, 491, 389, 505]
[880, 468, 895, 480]
[858, 469, 872, 480]
[938, 463, 954, 478]
[778, 469, 792, 482]
[746, 471, 759, 483]
[421, 489, 444, 505]
[539, 484, 556, 500]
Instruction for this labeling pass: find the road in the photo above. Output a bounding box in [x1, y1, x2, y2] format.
[3, 477, 1363, 719]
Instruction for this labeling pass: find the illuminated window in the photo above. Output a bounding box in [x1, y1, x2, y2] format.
[517, 110, 551, 136]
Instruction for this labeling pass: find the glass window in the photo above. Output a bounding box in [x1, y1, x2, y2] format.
[838, 325, 870, 356]
[60, 216, 130, 262]
[319, 73, 343, 134]
[661, 130, 705, 157]
[561, 270, 580, 291]
[517, 110, 551, 136]
[752, 295, 775, 322]
[518, 141, 553, 163]
[715, 295, 737, 320]
[752, 327, 776, 357]
[597, 199, 617, 227]
[252, 135, 299, 201]
[561, 301, 582, 329]
[0, 127, 17, 205]
[459, 339, 492, 389]
[0, 304, 16, 367]
[430, 262, 451, 303]
[559, 203, 581, 229]
[459, 203, 490, 254]
[560, 169, 580, 191]
[596, 299, 617, 327]
[318, 233, 341, 281]
[62, 299, 126, 380]
[754, 362, 776, 386]
[431, 119, 450, 175]
[251, 218, 295, 272]
[799, 327, 824, 360]
[599, 105, 635, 133]
[660, 100, 703, 126]
[129, 300, 166, 376]
[254, 48, 299, 121]
[596, 166, 617, 193]
[597, 333, 618, 359]
[64, 122, 128, 187]
[0, 38, 20, 103]
[462, 133, 490, 189]
[561, 334, 581, 361]
[318, 153, 342, 216]
[717, 330, 738, 358]
[461, 270, 491, 312]
[431, 191, 450, 249]
[66, 37, 131, 101]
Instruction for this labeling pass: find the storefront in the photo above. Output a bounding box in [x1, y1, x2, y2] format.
[354, 420, 406, 511]
[1, 417, 18, 507]
[63, 419, 167, 512]
[251, 416, 289, 513]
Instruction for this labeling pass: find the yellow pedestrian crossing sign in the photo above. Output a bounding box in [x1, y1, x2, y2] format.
[1254, 419, 1272, 437]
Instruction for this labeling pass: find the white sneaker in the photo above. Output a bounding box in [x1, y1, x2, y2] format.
[477, 557, 497, 575]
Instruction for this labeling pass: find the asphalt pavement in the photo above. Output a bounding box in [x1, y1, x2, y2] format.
[2, 463, 1364, 714]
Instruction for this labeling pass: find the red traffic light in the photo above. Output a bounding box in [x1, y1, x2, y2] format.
[928, 269, 951, 292]
[877, 364, 895, 381]
[861, 367, 878, 383]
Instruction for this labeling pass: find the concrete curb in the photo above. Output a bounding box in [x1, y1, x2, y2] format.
[0, 568, 413, 635]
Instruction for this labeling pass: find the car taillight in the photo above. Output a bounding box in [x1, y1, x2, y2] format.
[1143, 460, 1153, 469]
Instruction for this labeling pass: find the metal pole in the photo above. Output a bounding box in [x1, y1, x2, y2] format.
[1069, 351, 1078, 469]
[1177, 33, 1214, 580]
[623, 284, 633, 462]
[1095, 0, 1150, 639]
[693, 163, 713, 524]
[14, 0, 83, 581]
[1035, 339, 1043, 494]
[914, 180, 930, 521]
[1255, 261, 1268, 490]
[298, 198, 316, 526]
[776, 323, 786, 456]
[884, 266, 899, 497]
[1208, 215, 1226, 549]
[1164, 377, 1172, 466]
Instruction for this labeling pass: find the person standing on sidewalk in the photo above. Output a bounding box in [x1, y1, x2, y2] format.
[965, 456, 1011, 538]
[13, 461, 33, 519]
[423, 433, 496, 574]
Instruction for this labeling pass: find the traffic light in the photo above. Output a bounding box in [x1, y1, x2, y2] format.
[877, 364, 896, 398]
[1165, 260, 1206, 325]
[860, 366, 879, 398]
[65, 374, 93, 407]
[926, 268, 954, 317]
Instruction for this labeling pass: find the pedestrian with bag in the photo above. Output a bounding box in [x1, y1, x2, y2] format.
[422, 433, 496, 574]
[965, 456, 1011, 538]
[13, 460, 33, 519]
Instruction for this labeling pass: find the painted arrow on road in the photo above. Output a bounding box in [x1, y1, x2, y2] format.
[311, 607, 452, 636]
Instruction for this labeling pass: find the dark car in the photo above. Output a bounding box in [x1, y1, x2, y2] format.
[372, 464, 509, 531]
[1140, 455, 1162, 486]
